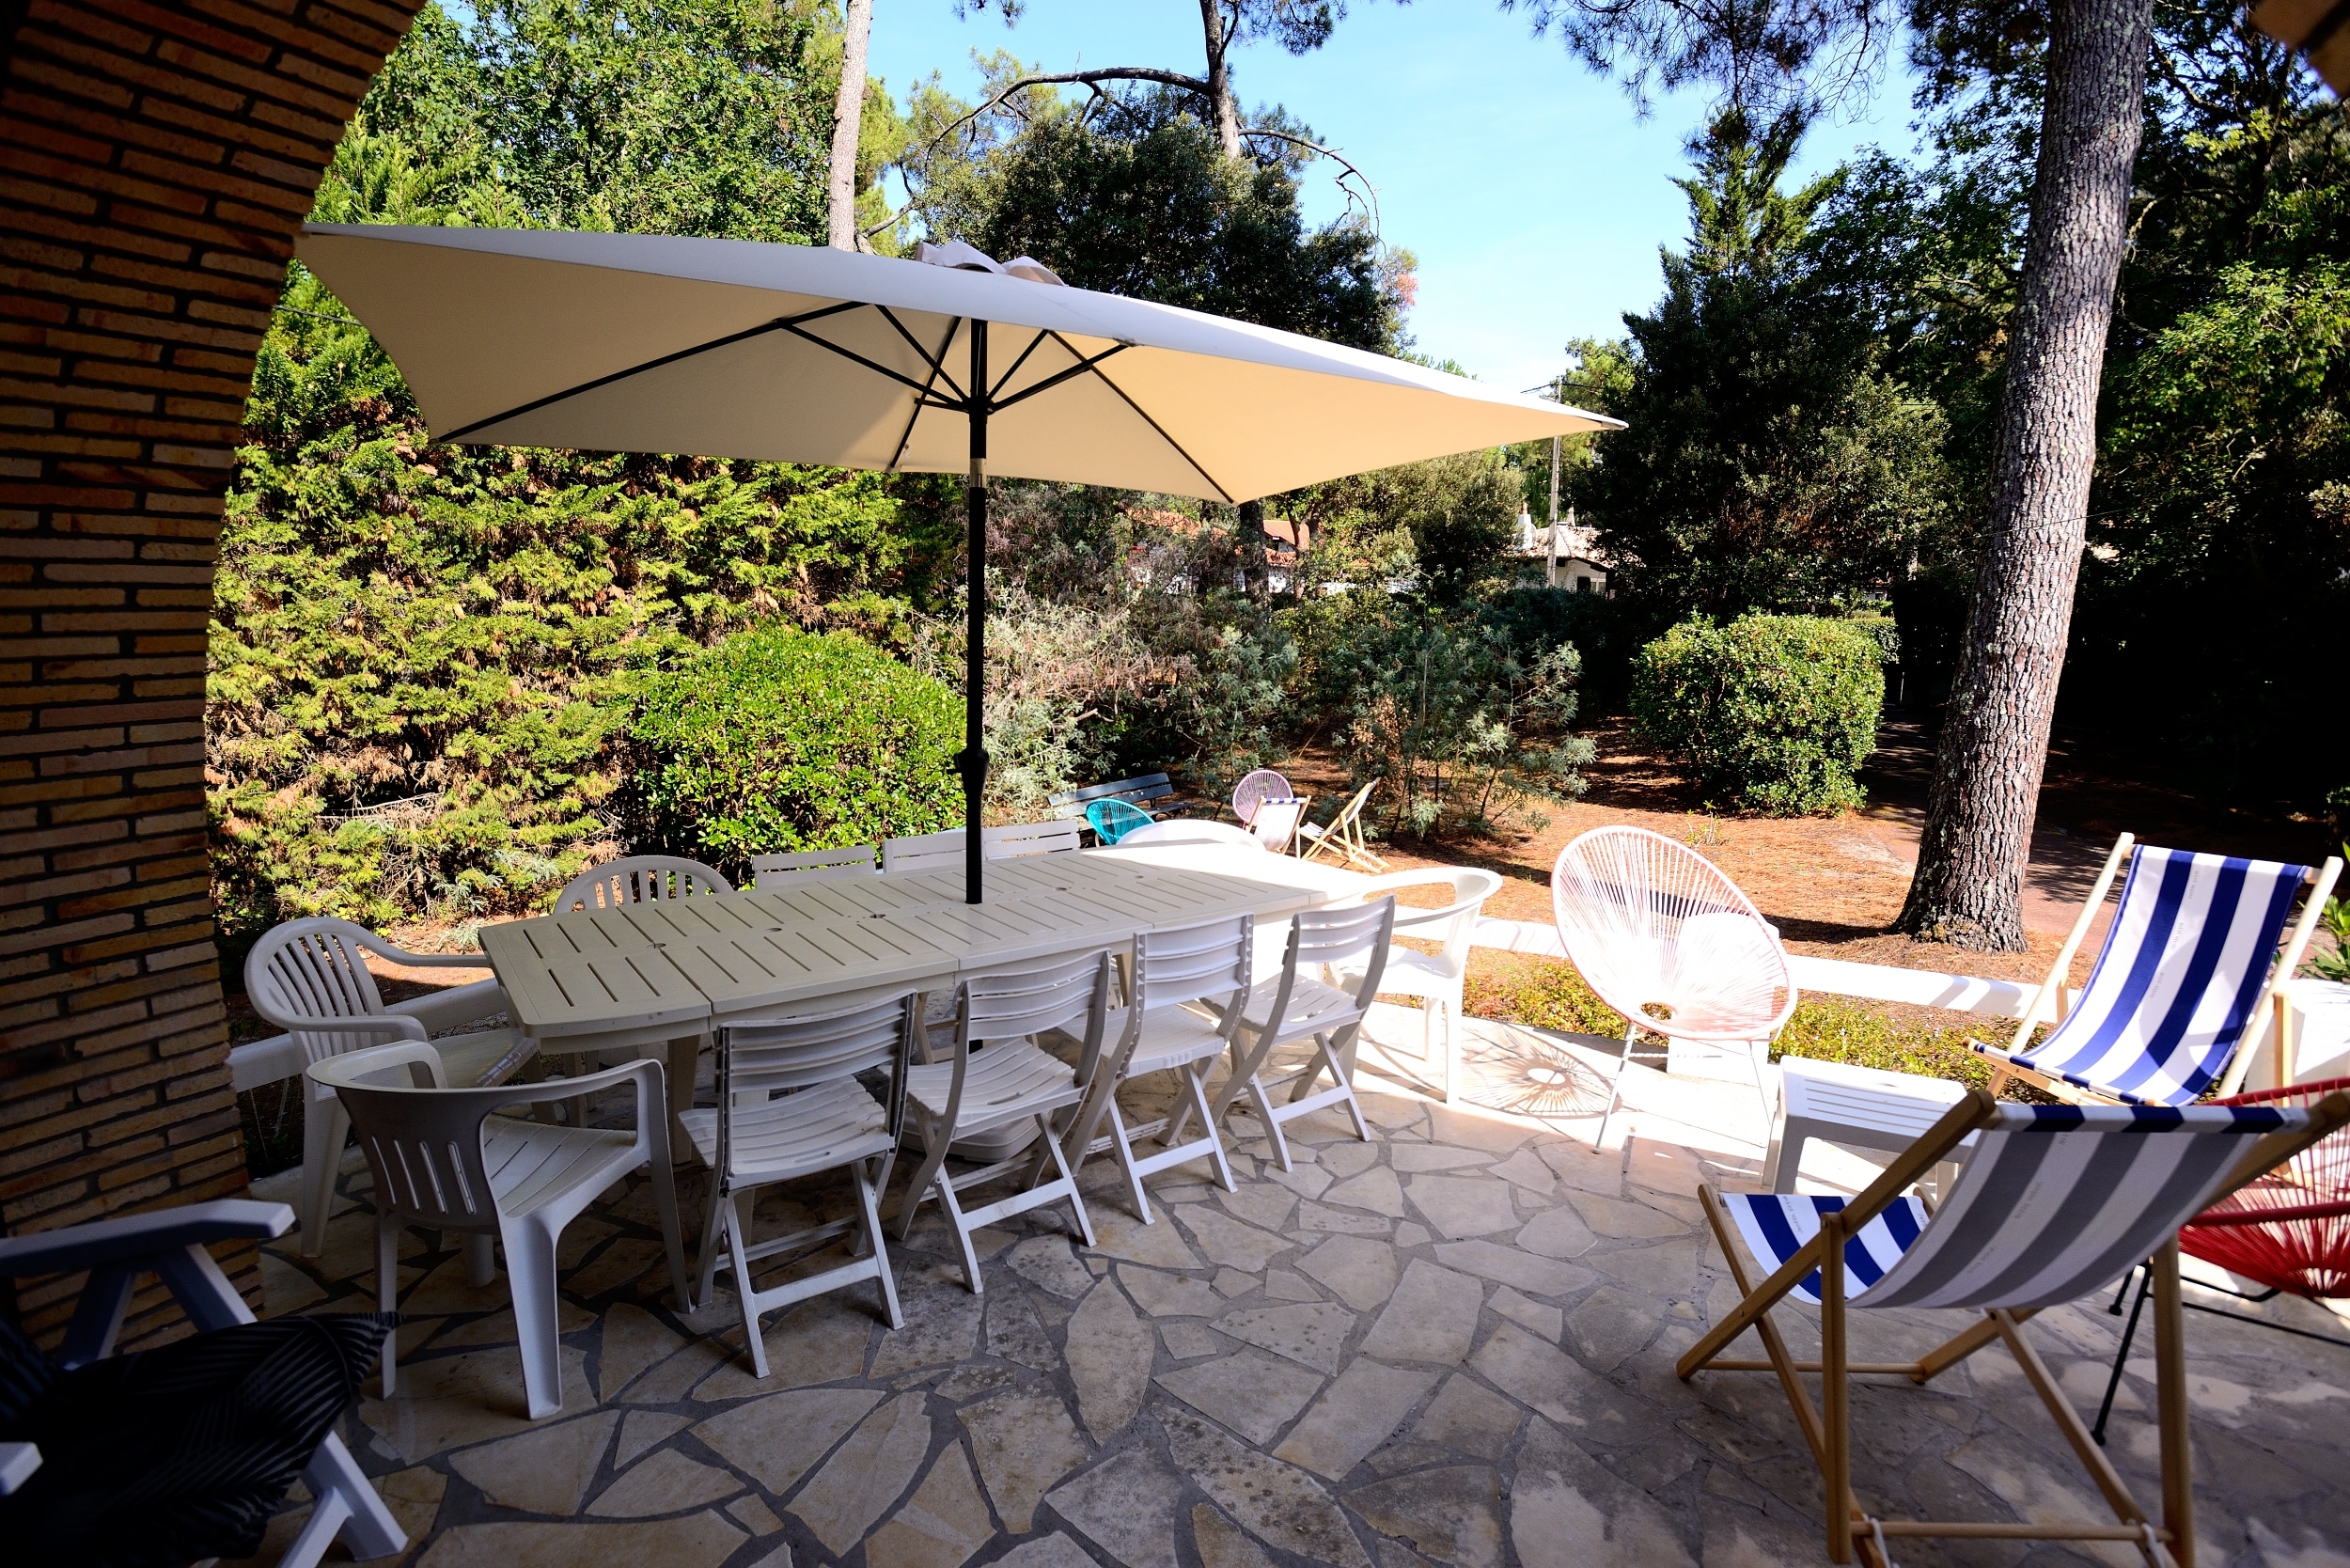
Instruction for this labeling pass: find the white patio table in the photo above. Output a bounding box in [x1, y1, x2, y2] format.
[478, 845, 1373, 1130]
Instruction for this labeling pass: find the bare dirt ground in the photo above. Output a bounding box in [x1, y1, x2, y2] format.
[1279, 707, 2332, 994]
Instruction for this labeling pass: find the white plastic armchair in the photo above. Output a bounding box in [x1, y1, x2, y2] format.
[555, 854, 733, 910]
[307, 1042, 690, 1419]
[245, 917, 530, 1259]
[1334, 868, 1504, 1104]
[1550, 826, 1795, 1143]
[0, 1200, 404, 1567]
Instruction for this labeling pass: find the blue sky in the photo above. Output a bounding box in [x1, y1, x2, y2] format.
[865, 2, 1919, 393]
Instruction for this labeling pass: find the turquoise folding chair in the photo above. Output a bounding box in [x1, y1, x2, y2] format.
[1086, 798, 1152, 845]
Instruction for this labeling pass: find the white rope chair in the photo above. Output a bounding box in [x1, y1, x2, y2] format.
[1550, 825, 1795, 1144]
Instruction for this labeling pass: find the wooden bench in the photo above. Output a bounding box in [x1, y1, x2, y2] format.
[1048, 772, 1186, 821]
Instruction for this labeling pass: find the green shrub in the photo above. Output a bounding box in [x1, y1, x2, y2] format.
[628, 624, 964, 874]
[1629, 613, 1883, 815]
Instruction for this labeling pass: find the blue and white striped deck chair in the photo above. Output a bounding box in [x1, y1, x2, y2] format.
[1685, 1089, 2350, 1568]
[1976, 834, 2340, 1107]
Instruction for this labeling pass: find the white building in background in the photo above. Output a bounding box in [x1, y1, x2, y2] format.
[1512, 508, 1609, 595]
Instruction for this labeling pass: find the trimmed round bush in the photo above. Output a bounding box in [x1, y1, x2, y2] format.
[1629, 614, 1884, 815]
[628, 624, 964, 870]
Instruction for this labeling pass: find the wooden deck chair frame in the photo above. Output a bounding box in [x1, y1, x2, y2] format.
[1986, 833, 2342, 1105]
[1297, 778, 1388, 871]
[751, 845, 875, 886]
[1680, 1087, 2350, 1567]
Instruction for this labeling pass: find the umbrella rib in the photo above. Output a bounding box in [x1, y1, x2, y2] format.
[873, 305, 969, 403]
[985, 327, 1053, 401]
[988, 341, 1131, 412]
[1048, 333, 1235, 503]
[779, 317, 965, 405]
[435, 313, 831, 443]
[886, 313, 964, 472]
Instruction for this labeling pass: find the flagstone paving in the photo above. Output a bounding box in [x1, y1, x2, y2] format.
[233, 1010, 2350, 1567]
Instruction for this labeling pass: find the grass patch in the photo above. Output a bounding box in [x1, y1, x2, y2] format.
[1464, 949, 2038, 1096]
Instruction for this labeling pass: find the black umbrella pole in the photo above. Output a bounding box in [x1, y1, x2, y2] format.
[962, 321, 989, 904]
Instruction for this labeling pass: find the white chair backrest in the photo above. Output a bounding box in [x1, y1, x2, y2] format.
[751, 845, 875, 886]
[1357, 868, 1503, 972]
[556, 855, 732, 911]
[962, 948, 1114, 1045]
[309, 1043, 655, 1231]
[715, 991, 916, 1182]
[986, 820, 1083, 859]
[1135, 915, 1254, 1016]
[1232, 769, 1292, 826]
[1249, 796, 1306, 852]
[1551, 825, 1794, 1042]
[246, 917, 400, 1067]
[883, 828, 964, 872]
[1116, 820, 1262, 852]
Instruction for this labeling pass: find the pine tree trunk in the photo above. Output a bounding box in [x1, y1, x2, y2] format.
[1895, 0, 2153, 950]
[1198, 0, 1241, 158]
[827, 0, 873, 250]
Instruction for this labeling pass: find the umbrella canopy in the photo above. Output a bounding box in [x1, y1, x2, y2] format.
[296, 224, 1624, 900]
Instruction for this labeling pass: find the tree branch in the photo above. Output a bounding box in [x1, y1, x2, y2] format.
[923, 68, 1215, 156]
[1241, 126, 1383, 233]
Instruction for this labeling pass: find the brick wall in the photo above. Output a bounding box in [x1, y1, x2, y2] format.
[0, 0, 418, 1343]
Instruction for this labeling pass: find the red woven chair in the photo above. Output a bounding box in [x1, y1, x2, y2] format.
[2092, 1074, 2350, 1442]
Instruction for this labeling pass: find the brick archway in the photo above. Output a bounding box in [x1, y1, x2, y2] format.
[1, 0, 425, 1340]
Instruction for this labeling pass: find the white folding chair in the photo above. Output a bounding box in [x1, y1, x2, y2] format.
[985, 819, 1084, 858]
[1296, 778, 1388, 870]
[882, 828, 964, 872]
[680, 993, 915, 1376]
[555, 854, 733, 909]
[1335, 868, 1503, 1104]
[1247, 795, 1307, 854]
[751, 845, 875, 886]
[1060, 916, 1253, 1223]
[897, 949, 1113, 1291]
[245, 917, 532, 1257]
[308, 1042, 690, 1420]
[1204, 898, 1397, 1171]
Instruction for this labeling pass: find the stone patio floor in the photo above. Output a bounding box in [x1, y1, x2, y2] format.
[236, 1009, 2350, 1568]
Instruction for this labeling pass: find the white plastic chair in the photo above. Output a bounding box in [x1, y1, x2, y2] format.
[1205, 898, 1398, 1170]
[1335, 867, 1504, 1104]
[987, 819, 1084, 857]
[897, 949, 1112, 1291]
[680, 993, 915, 1376]
[555, 854, 733, 910]
[750, 845, 875, 886]
[1231, 769, 1293, 827]
[308, 1041, 689, 1420]
[245, 917, 531, 1258]
[1060, 916, 1253, 1222]
[1550, 825, 1796, 1145]
[882, 828, 964, 872]
[1114, 819, 1263, 852]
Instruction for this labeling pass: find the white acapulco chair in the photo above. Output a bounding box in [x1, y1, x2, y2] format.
[1551, 825, 1795, 1146]
[680, 992, 916, 1376]
[1059, 916, 1253, 1223]
[1204, 898, 1398, 1171]
[1230, 768, 1293, 827]
[897, 949, 1113, 1291]
[307, 1041, 690, 1420]
[751, 845, 876, 886]
[555, 854, 734, 910]
[1334, 868, 1504, 1105]
[245, 917, 534, 1258]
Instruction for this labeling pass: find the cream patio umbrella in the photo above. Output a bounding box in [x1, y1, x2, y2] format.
[297, 224, 1622, 902]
